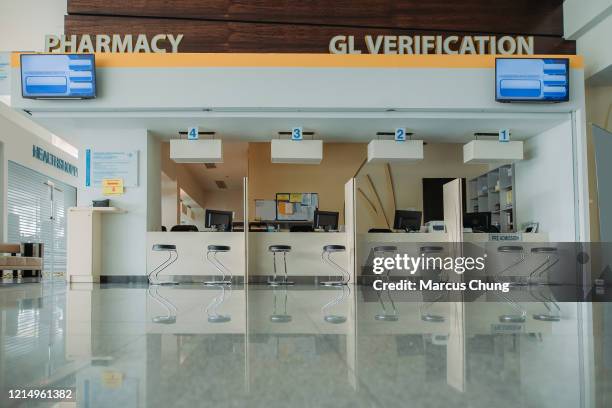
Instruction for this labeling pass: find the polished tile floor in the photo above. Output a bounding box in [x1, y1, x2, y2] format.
[0, 280, 610, 407]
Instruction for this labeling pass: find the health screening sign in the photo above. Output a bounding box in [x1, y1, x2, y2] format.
[32, 145, 78, 177]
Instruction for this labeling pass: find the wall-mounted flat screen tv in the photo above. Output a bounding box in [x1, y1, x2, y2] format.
[496, 58, 569, 103]
[21, 54, 96, 99]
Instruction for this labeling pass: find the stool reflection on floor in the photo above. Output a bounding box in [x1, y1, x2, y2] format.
[148, 244, 179, 285]
[320, 245, 350, 286]
[267, 245, 293, 286]
[204, 245, 232, 286]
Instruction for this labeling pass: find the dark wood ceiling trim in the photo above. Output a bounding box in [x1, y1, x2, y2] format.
[64, 15, 576, 54]
[67, 0, 565, 37]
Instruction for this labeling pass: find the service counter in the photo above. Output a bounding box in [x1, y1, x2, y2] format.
[146, 232, 245, 278]
[248, 232, 348, 277]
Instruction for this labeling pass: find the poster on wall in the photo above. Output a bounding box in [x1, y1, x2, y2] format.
[0, 52, 10, 96]
[85, 150, 139, 187]
[276, 193, 318, 221]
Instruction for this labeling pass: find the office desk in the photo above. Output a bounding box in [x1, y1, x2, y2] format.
[146, 232, 245, 277]
[248, 232, 348, 277]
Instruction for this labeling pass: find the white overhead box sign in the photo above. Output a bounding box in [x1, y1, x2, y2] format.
[271, 140, 323, 164]
[367, 140, 424, 163]
[463, 140, 524, 164]
[170, 139, 223, 163]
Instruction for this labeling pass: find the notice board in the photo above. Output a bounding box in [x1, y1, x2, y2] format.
[86, 150, 139, 187]
[276, 193, 318, 221]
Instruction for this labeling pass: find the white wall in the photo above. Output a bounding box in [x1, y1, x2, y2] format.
[515, 121, 576, 241]
[0, 102, 79, 240]
[161, 172, 179, 228]
[564, 0, 612, 80]
[77, 129, 161, 276]
[0, 0, 65, 52]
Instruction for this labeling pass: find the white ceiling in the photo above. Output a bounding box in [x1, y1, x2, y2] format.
[26, 110, 571, 146]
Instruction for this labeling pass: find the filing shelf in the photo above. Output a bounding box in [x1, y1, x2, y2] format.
[467, 165, 515, 233]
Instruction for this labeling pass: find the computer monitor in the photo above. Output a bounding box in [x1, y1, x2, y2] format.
[314, 210, 339, 231]
[205, 209, 233, 232]
[463, 212, 492, 233]
[393, 210, 422, 232]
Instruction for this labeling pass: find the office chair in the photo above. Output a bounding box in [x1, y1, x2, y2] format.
[368, 228, 392, 233]
[290, 225, 314, 232]
[170, 224, 199, 232]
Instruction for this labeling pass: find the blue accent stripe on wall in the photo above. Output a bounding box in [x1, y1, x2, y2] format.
[85, 149, 91, 187]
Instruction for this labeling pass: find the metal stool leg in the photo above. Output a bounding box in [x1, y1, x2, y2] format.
[204, 250, 232, 286]
[149, 285, 177, 324]
[148, 250, 179, 285]
[205, 284, 232, 323]
[268, 252, 279, 286]
[322, 285, 350, 324]
[320, 250, 349, 286]
[280, 252, 294, 286]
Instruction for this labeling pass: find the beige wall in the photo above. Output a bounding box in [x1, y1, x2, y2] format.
[585, 85, 612, 241]
[161, 142, 245, 224]
[356, 143, 488, 233]
[247, 142, 367, 223]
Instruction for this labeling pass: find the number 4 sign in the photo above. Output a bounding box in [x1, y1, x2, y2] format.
[187, 127, 199, 140]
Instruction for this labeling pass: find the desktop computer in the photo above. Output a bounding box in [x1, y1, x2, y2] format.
[205, 209, 233, 232]
[314, 210, 339, 231]
[393, 210, 422, 232]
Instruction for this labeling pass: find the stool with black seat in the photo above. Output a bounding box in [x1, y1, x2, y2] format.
[372, 245, 398, 280]
[320, 245, 350, 286]
[267, 245, 293, 286]
[148, 244, 179, 285]
[204, 245, 232, 286]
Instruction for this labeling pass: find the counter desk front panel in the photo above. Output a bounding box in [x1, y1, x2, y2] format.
[146, 232, 245, 277]
[248, 232, 348, 277]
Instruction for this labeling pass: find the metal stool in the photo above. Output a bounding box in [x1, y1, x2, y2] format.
[528, 247, 559, 285]
[205, 284, 232, 323]
[320, 245, 350, 286]
[322, 285, 350, 324]
[495, 246, 527, 323]
[419, 245, 447, 323]
[375, 289, 398, 322]
[148, 285, 177, 324]
[148, 244, 179, 285]
[267, 245, 293, 286]
[270, 286, 292, 323]
[372, 245, 398, 280]
[204, 245, 232, 286]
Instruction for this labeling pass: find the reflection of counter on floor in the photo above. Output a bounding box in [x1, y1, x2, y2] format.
[248, 232, 347, 277]
[146, 232, 245, 277]
[146, 286, 246, 334]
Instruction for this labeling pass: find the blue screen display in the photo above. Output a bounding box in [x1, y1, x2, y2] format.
[496, 58, 569, 102]
[21, 54, 96, 99]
